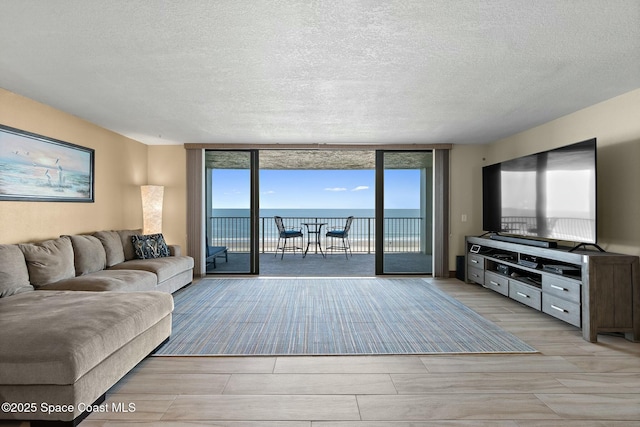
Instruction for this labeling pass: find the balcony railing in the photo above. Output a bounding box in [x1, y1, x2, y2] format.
[208, 216, 424, 254]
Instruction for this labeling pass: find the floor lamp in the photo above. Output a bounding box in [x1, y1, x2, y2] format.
[141, 185, 164, 235]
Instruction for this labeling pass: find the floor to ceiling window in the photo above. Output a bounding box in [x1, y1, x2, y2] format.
[259, 151, 376, 273]
[376, 151, 433, 274]
[198, 148, 439, 276]
[205, 150, 259, 274]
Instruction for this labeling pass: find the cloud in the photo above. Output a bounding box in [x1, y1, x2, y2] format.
[262, 190, 276, 194]
[351, 186, 369, 191]
[324, 187, 347, 192]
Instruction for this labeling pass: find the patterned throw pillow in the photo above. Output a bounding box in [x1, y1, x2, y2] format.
[131, 234, 170, 259]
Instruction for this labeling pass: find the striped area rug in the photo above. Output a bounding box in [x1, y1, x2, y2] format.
[155, 278, 536, 355]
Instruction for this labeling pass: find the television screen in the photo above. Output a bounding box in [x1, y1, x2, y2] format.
[482, 138, 597, 243]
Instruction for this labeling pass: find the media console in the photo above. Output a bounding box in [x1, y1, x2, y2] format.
[465, 236, 640, 342]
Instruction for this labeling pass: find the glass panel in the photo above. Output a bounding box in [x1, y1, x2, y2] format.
[259, 150, 376, 275]
[382, 151, 433, 274]
[205, 151, 254, 274]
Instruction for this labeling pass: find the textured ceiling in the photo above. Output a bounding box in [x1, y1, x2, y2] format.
[0, 1, 639, 146]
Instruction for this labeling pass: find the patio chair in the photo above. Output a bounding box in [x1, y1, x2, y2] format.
[205, 235, 228, 270]
[274, 216, 303, 259]
[206, 245, 228, 269]
[326, 216, 354, 258]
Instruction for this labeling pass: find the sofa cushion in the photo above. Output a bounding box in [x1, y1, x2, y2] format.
[93, 230, 125, 267]
[110, 256, 194, 283]
[0, 244, 34, 297]
[118, 229, 142, 261]
[132, 233, 171, 259]
[18, 236, 75, 288]
[69, 235, 107, 276]
[0, 290, 173, 385]
[38, 269, 158, 292]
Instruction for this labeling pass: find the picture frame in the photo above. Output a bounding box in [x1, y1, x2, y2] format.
[0, 124, 95, 202]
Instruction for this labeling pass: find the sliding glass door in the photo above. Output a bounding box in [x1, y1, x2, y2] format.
[200, 148, 434, 275]
[205, 150, 259, 274]
[376, 151, 433, 274]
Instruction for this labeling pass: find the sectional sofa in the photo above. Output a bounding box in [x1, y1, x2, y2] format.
[0, 229, 194, 426]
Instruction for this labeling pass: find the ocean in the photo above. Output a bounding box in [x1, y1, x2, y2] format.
[212, 208, 421, 218]
[209, 208, 423, 252]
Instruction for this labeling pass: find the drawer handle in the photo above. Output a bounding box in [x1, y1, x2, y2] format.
[472, 273, 479, 278]
[516, 292, 529, 298]
[551, 304, 568, 313]
[550, 285, 567, 291]
[471, 259, 479, 264]
[490, 281, 501, 286]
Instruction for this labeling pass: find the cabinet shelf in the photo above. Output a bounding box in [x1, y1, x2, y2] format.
[466, 235, 640, 342]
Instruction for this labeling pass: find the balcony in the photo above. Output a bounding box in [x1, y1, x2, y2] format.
[207, 216, 432, 276]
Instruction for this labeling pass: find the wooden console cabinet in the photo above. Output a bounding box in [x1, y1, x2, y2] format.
[466, 236, 640, 342]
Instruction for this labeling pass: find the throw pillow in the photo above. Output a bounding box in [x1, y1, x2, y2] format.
[131, 233, 171, 259]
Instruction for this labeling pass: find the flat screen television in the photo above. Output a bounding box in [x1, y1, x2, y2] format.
[482, 138, 597, 244]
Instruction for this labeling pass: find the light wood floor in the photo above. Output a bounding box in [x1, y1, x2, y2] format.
[19, 277, 640, 426]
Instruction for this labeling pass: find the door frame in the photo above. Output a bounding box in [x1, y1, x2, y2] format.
[204, 149, 260, 275]
[186, 145, 449, 278]
[375, 150, 434, 275]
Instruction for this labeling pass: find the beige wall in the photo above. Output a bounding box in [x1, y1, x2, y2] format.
[449, 143, 487, 266]
[4, 85, 638, 263]
[147, 145, 188, 251]
[0, 88, 148, 244]
[449, 88, 640, 261]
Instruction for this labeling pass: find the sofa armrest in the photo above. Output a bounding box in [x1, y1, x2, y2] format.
[168, 245, 181, 256]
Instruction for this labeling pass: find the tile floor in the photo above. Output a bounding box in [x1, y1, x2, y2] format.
[7, 277, 640, 426]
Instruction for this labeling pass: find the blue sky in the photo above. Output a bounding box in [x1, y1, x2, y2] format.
[211, 169, 421, 209]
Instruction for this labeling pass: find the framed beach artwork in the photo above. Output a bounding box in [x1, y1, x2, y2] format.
[0, 124, 94, 202]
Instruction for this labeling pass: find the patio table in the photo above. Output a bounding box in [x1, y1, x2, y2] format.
[302, 222, 327, 257]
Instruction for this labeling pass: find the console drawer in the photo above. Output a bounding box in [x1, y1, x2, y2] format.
[467, 253, 484, 269]
[484, 271, 509, 296]
[543, 293, 581, 327]
[467, 266, 484, 285]
[509, 281, 542, 310]
[542, 275, 581, 304]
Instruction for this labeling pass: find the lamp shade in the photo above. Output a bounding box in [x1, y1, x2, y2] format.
[141, 185, 164, 235]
